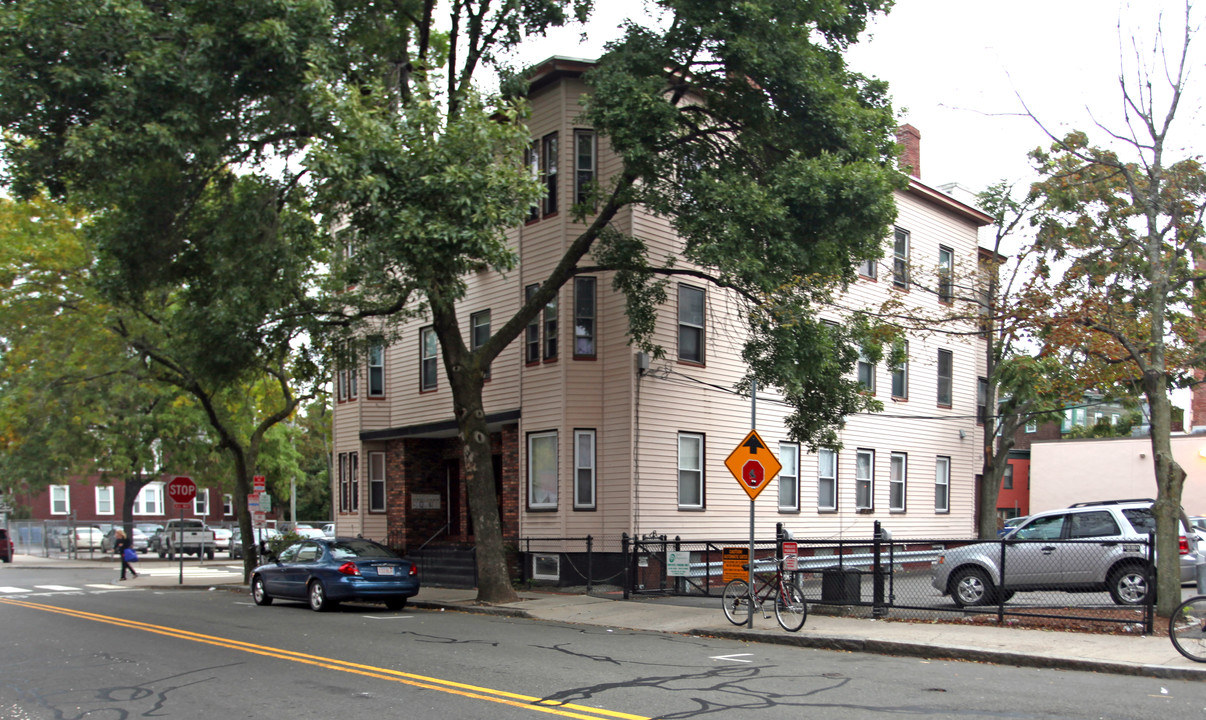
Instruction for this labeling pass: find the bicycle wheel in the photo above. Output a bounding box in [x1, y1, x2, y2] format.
[1170, 595, 1206, 663]
[722, 579, 751, 626]
[775, 581, 808, 632]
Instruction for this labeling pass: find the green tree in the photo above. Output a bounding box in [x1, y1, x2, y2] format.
[1025, 8, 1206, 615]
[310, 0, 903, 603]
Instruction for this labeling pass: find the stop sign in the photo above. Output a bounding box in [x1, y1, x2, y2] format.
[166, 476, 197, 508]
[741, 460, 764, 488]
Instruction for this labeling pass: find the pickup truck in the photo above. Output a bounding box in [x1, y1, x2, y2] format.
[158, 519, 217, 560]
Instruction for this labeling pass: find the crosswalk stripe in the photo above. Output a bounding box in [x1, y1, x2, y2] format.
[34, 585, 79, 591]
[86, 584, 125, 589]
[0, 586, 29, 593]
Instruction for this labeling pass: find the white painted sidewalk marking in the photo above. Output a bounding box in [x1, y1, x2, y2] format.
[709, 653, 753, 663]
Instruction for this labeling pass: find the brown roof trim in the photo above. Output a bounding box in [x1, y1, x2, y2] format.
[527, 56, 597, 94]
[905, 178, 994, 227]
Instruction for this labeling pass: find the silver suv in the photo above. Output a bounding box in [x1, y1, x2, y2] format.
[932, 499, 1198, 607]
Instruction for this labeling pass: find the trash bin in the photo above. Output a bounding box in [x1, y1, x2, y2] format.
[821, 566, 861, 603]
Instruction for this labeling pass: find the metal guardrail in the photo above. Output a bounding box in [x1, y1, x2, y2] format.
[680, 547, 941, 579]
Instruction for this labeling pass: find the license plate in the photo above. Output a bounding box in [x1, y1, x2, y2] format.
[376, 566, 395, 576]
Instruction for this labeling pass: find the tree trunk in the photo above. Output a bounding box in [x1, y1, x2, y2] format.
[1146, 372, 1186, 617]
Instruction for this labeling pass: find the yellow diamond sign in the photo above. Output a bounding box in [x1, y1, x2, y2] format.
[725, 429, 782, 501]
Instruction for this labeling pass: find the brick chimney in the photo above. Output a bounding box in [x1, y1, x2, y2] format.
[896, 124, 921, 179]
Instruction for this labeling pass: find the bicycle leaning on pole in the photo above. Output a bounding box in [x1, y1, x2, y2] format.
[721, 556, 808, 632]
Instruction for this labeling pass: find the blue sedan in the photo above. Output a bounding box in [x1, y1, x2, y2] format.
[251, 538, 420, 612]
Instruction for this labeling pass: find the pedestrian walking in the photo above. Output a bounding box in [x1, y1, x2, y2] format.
[115, 529, 139, 580]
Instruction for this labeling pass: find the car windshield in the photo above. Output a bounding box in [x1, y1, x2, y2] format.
[329, 540, 398, 560]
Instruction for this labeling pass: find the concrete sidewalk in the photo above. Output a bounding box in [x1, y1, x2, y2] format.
[8, 552, 1206, 681]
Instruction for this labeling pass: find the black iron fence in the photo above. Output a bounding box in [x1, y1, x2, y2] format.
[518, 523, 1158, 632]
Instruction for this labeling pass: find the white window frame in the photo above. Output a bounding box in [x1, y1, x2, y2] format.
[858, 256, 877, 280]
[889, 453, 907, 512]
[368, 343, 385, 397]
[223, 493, 234, 516]
[95, 486, 115, 516]
[1025, 419, 1037, 433]
[134, 483, 163, 516]
[193, 488, 209, 516]
[528, 431, 559, 510]
[50, 485, 70, 515]
[369, 451, 387, 512]
[857, 350, 875, 393]
[778, 443, 799, 512]
[855, 449, 874, 510]
[420, 326, 438, 391]
[817, 449, 837, 511]
[574, 429, 596, 510]
[935, 456, 951, 513]
[938, 245, 954, 303]
[532, 553, 560, 581]
[677, 432, 705, 509]
[893, 227, 910, 288]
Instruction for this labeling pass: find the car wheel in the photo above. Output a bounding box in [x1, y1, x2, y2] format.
[252, 575, 273, 606]
[206, 549, 215, 560]
[384, 598, 407, 611]
[1108, 564, 1151, 605]
[308, 580, 337, 612]
[950, 567, 995, 607]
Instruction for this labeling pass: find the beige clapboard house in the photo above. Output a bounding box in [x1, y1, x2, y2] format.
[330, 57, 993, 580]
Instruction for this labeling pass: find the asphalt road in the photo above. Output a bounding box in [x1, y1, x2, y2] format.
[2, 565, 1205, 719]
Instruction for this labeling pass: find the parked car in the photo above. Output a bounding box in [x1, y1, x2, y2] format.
[0, 527, 12, 562]
[212, 527, 233, 552]
[251, 537, 419, 612]
[59, 526, 105, 552]
[997, 516, 1028, 538]
[321, 523, 335, 538]
[230, 527, 281, 559]
[933, 499, 1199, 607]
[100, 527, 149, 554]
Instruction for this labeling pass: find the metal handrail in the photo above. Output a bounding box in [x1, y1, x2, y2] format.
[417, 523, 450, 551]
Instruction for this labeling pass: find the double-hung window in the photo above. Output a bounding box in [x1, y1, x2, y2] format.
[223, 494, 234, 516]
[368, 343, 385, 397]
[855, 449, 874, 510]
[420, 327, 438, 391]
[526, 142, 540, 221]
[574, 130, 596, 208]
[891, 340, 908, 399]
[471, 310, 491, 379]
[96, 486, 114, 515]
[935, 456, 951, 512]
[889, 453, 907, 512]
[541, 133, 559, 216]
[369, 452, 386, 512]
[134, 483, 163, 515]
[349, 452, 359, 512]
[193, 489, 209, 516]
[574, 429, 596, 510]
[857, 350, 875, 393]
[858, 257, 877, 279]
[525, 285, 540, 363]
[937, 349, 953, 406]
[678, 433, 705, 509]
[338, 453, 349, 512]
[528, 431, 559, 510]
[977, 377, 988, 424]
[778, 443, 799, 512]
[1002, 463, 1014, 490]
[574, 277, 596, 358]
[938, 246, 954, 303]
[678, 285, 705, 364]
[893, 228, 910, 289]
[817, 449, 837, 511]
[50, 485, 70, 515]
[544, 295, 558, 360]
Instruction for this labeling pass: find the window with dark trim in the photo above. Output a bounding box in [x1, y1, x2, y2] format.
[574, 429, 596, 509]
[525, 284, 540, 364]
[893, 228, 910, 289]
[528, 431, 558, 510]
[574, 130, 596, 208]
[349, 451, 359, 512]
[857, 350, 875, 393]
[368, 343, 385, 397]
[574, 277, 596, 358]
[541, 132, 558, 216]
[525, 142, 540, 221]
[891, 340, 908, 399]
[338, 453, 349, 512]
[543, 294, 558, 360]
[937, 349, 953, 406]
[420, 327, 438, 391]
[977, 377, 988, 424]
[369, 452, 386, 512]
[678, 285, 705, 364]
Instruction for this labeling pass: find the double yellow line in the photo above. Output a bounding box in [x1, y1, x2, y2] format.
[0, 597, 650, 720]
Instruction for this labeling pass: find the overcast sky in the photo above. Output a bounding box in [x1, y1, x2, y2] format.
[513, 0, 1203, 195]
